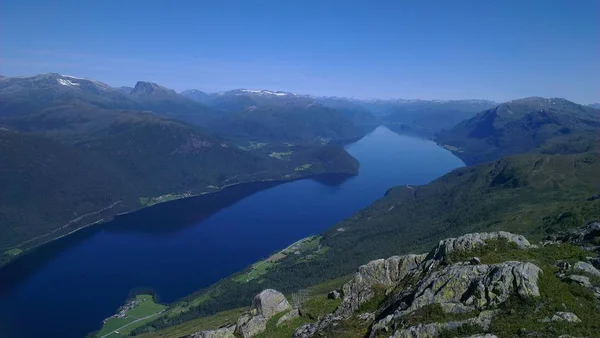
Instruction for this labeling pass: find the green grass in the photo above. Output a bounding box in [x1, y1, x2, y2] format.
[239, 142, 268, 151]
[138, 307, 245, 338]
[139, 193, 192, 207]
[233, 261, 275, 282]
[3, 248, 22, 256]
[269, 151, 293, 160]
[95, 295, 166, 338]
[294, 163, 313, 171]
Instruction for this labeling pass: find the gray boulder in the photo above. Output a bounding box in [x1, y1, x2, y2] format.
[236, 289, 292, 337]
[551, 312, 581, 323]
[574, 261, 600, 277]
[189, 326, 236, 338]
[252, 289, 291, 318]
[565, 274, 592, 288]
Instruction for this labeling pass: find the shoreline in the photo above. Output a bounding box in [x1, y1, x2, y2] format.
[0, 170, 357, 271]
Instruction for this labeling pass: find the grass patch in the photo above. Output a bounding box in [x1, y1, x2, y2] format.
[269, 151, 293, 160]
[239, 142, 268, 151]
[446, 238, 590, 267]
[302, 295, 343, 320]
[358, 285, 387, 314]
[233, 261, 275, 282]
[139, 193, 192, 207]
[306, 274, 352, 296]
[3, 248, 23, 257]
[401, 304, 477, 327]
[440, 144, 463, 152]
[488, 272, 600, 337]
[294, 163, 313, 172]
[96, 294, 166, 338]
[137, 307, 245, 338]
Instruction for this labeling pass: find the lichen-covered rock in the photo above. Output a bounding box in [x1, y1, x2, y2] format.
[189, 326, 236, 338]
[293, 323, 317, 338]
[553, 221, 600, 245]
[403, 262, 541, 315]
[336, 254, 426, 317]
[573, 261, 600, 277]
[236, 314, 267, 338]
[292, 314, 342, 338]
[565, 274, 592, 288]
[276, 309, 300, 327]
[235, 289, 292, 337]
[388, 311, 495, 338]
[252, 289, 291, 319]
[426, 231, 531, 263]
[551, 312, 581, 323]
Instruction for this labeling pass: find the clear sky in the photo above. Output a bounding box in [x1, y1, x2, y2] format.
[1, 0, 599, 103]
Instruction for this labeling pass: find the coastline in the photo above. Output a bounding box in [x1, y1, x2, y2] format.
[0, 170, 357, 271]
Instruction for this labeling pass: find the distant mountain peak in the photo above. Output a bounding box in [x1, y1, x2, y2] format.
[131, 81, 177, 96]
[236, 89, 297, 97]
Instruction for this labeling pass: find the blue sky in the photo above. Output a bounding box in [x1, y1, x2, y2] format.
[1, 0, 599, 103]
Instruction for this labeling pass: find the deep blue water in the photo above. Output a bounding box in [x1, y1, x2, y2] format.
[0, 126, 464, 338]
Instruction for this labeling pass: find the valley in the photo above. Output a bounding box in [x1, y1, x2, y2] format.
[0, 73, 598, 338]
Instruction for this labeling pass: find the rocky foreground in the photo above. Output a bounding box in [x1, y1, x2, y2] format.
[189, 223, 600, 338]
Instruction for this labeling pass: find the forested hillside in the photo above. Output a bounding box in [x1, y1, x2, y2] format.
[134, 150, 600, 334]
[436, 97, 600, 164]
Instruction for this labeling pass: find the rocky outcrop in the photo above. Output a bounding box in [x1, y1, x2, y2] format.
[370, 262, 541, 336]
[189, 326, 236, 338]
[546, 221, 600, 246]
[296, 232, 541, 338]
[402, 262, 541, 315]
[388, 311, 495, 338]
[336, 254, 426, 317]
[426, 231, 532, 263]
[236, 289, 292, 338]
[551, 312, 581, 323]
[574, 261, 600, 277]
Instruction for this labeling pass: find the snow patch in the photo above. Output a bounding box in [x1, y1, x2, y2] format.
[57, 78, 79, 87]
[239, 89, 295, 97]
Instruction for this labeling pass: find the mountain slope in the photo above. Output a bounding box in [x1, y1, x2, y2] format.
[133, 150, 600, 334]
[436, 97, 600, 164]
[382, 99, 497, 136]
[182, 89, 369, 145]
[138, 228, 600, 338]
[0, 115, 359, 266]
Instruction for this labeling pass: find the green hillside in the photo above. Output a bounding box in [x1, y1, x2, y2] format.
[436, 97, 600, 164]
[133, 150, 600, 335]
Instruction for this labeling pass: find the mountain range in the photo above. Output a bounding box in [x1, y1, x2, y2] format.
[2, 72, 600, 337]
[436, 97, 600, 164]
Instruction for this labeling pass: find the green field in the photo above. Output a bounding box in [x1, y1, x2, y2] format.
[269, 151, 293, 160]
[294, 163, 313, 171]
[139, 193, 192, 207]
[95, 294, 166, 338]
[238, 142, 268, 151]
